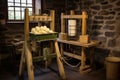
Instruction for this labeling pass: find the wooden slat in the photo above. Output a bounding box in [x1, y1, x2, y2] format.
[63, 51, 82, 60]
[57, 39, 100, 47]
[29, 16, 52, 22]
[61, 15, 88, 19]
[33, 53, 56, 62]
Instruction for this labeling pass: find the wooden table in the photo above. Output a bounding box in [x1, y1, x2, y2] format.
[57, 39, 100, 74]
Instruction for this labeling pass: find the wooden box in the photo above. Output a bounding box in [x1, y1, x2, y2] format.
[79, 35, 89, 44]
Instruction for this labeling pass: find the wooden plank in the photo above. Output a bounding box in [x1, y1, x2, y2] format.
[24, 8, 29, 42]
[57, 39, 100, 47]
[63, 51, 82, 60]
[19, 44, 25, 76]
[61, 13, 65, 33]
[24, 8, 34, 80]
[33, 53, 56, 62]
[62, 15, 87, 19]
[50, 10, 55, 31]
[80, 47, 86, 68]
[82, 11, 87, 35]
[54, 41, 66, 80]
[25, 44, 34, 80]
[29, 16, 52, 22]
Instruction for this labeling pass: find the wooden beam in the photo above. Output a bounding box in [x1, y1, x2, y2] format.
[29, 16, 52, 22]
[63, 51, 81, 60]
[57, 39, 100, 47]
[19, 44, 25, 77]
[50, 10, 55, 31]
[61, 13, 65, 33]
[24, 8, 29, 42]
[82, 11, 87, 35]
[25, 44, 34, 80]
[54, 41, 66, 80]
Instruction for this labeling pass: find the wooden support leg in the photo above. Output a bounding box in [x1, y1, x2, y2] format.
[54, 41, 66, 80]
[80, 47, 86, 70]
[47, 41, 54, 66]
[60, 43, 63, 55]
[19, 44, 25, 77]
[79, 47, 91, 74]
[25, 45, 34, 80]
[19, 43, 34, 80]
[90, 47, 95, 70]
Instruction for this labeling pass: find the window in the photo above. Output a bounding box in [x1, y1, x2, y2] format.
[7, 0, 34, 21]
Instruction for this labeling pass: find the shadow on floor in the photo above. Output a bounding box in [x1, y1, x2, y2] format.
[0, 61, 106, 80]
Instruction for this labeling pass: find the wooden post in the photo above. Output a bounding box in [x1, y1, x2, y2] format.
[81, 11, 87, 35]
[55, 41, 66, 80]
[50, 10, 55, 31]
[19, 44, 25, 76]
[25, 8, 34, 80]
[81, 47, 86, 67]
[25, 44, 34, 80]
[60, 43, 63, 55]
[24, 8, 29, 42]
[90, 47, 95, 69]
[70, 10, 74, 15]
[61, 13, 65, 33]
[50, 10, 55, 66]
[19, 8, 35, 80]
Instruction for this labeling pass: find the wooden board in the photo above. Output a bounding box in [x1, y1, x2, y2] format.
[57, 39, 100, 47]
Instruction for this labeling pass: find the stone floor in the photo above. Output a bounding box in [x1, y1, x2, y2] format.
[0, 61, 106, 80]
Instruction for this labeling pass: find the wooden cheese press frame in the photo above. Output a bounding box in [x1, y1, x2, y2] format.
[57, 10, 100, 74]
[19, 8, 66, 80]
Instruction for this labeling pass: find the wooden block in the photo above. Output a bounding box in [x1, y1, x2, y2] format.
[79, 65, 92, 75]
[59, 33, 67, 40]
[79, 35, 89, 44]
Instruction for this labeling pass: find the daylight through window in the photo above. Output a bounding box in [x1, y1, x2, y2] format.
[8, 0, 33, 20]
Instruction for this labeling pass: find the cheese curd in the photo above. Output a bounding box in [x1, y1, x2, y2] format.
[31, 26, 54, 34]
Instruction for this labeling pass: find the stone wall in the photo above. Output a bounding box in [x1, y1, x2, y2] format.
[71, 0, 120, 57]
[0, 0, 38, 57]
[89, 0, 120, 57]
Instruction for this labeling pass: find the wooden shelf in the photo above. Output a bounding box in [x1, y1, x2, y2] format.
[33, 53, 56, 62]
[57, 39, 100, 47]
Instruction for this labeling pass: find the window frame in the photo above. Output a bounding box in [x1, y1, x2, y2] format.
[7, 0, 35, 22]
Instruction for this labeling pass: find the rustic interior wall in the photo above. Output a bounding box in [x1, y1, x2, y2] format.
[70, 0, 120, 57]
[0, 0, 120, 67]
[71, 0, 120, 67]
[88, 0, 120, 57]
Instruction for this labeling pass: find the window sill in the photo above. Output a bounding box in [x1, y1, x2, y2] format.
[7, 21, 24, 24]
[6, 21, 37, 24]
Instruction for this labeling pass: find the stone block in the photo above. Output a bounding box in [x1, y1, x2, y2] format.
[107, 39, 116, 47]
[105, 32, 115, 37]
